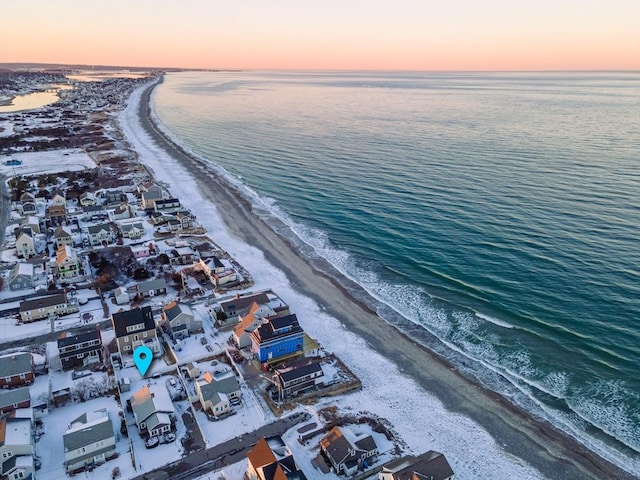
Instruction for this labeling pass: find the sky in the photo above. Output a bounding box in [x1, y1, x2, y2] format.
[1, 0, 639, 71]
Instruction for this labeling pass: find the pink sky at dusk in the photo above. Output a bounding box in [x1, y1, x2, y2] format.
[1, 0, 638, 71]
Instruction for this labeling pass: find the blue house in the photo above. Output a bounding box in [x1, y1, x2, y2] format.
[251, 314, 304, 363]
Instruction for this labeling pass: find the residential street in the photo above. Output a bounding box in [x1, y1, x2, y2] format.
[131, 411, 310, 480]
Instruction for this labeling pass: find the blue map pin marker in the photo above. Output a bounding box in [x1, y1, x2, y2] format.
[133, 345, 153, 377]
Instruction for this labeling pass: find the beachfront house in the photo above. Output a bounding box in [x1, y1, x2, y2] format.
[0, 388, 31, 414]
[273, 361, 324, 402]
[141, 185, 165, 210]
[0, 352, 34, 388]
[379, 451, 455, 480]
[111, 306, 161, 358]
[129, 384, 175, 438]
[196, 372, 241, 417]
[214, 290, 290, 326]
[19, 292, 79, 323]
[246, 436, 307, 480]
[0, 417, 35, 480]
[251, 314, 305, 364]
[63, 411, 116, 474]
[8, 262, 34, 291]
[57, 326, 103, 371]
[232, 302, 277, 348]
[320, 426, 379, 476]
[154, 198, 181, 214]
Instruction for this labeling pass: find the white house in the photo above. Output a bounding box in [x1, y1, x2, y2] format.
[87, 223, 114, 247]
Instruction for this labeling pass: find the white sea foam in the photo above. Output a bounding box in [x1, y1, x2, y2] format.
[476, 311, 514, 329]
[121, 80, 639, 477]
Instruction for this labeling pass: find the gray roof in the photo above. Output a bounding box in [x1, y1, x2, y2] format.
[20, 293, 67, 313]
[63, 416, 114, 452]
[137, 278, 167, 293]
[87, 223, 111, 234]
[278, 362, 322, 383]
[384, 451, 454, 480]
[112, 306, 155, 337]
[0, 387, 31, 408]
[163, 302, 192, 322]
[199, 375, 240, 403]
[0, 353, 32, 377]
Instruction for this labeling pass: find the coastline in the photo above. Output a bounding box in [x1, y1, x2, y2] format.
[130, 77, 635, 479]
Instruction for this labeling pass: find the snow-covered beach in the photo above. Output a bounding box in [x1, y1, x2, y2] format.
[115, 77, 633, 480]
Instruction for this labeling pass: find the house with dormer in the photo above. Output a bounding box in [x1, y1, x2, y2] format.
[273, 362, 324, 402]
[63, 410, 116, 474]
[233, 302, 277, 348]
[161, 301, 201, 339]
[51, 193, 66, 207]
[111, 306, 160, 358]
[0, 353, 34, 388]
[87, 223, 114, 246]
[196, 372, 241, 417]
[379, 451, 455, 480]
[129, 384, 175, 438]
[120, 222, 145, 240]
[251, 314, 304, 364]
[320, 426, 379, 476]
[79, 191, 97, 207]
[0, 417, 35, 480]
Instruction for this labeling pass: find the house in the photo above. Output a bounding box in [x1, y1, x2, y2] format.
[15, 227, 35, 258]
[113, 286, 132, 305]
[82, 205, 107, 220]
[135, 278, 167, 298]
[46, 204, 67, 227]
[0, 388, 31, 414]
[24, 216, 40, 234]
[51, 193, 66, 207]
[129, 384, 175, 437]
[320, 426, 379, 476]
[0, 417, 35, 480]
[167, 245, 197, 265]
[232, 302, 277, 348]
[251, 314, 305, 364]
[199, 256, 225, 279]
[19, 193, 37, 215]
[63, 410, 116, 474]
[154, 198, 181, 214]
[0, 353, 34, 388]
[54, 225, 73, 248]
[56, 245, 80, 279]
[78, 191, 97, 206]
[120, 222, 145, 240]
[111, 306, 161, 358]
[103, 190, 126, 206]
[161, 301, 201, 339]
[87, 223, 114, 246]
[141, 185, 164, 210]
[7, 263, 34, 291]
[217, 290, 290, 320]
[111, 204, 133, 220]
[213, 269, 238, 288]
[246, 436, 307, 480]
[273, 362, 324, 401]
[130, 244, 150, 259]
[57, 326, 103, 371]
[176, 211, 194, 229]
[379, 451, 455, 480]
[19, 292, 79, 323]
[196, 372, 241, 417]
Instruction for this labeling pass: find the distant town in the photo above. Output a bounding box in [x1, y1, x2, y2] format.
[0, 70, 454, 480]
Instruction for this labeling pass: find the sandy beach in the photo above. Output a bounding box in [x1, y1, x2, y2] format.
[133, 78, 634, 480]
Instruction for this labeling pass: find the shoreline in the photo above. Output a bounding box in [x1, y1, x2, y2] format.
[133, 78, 634, 479]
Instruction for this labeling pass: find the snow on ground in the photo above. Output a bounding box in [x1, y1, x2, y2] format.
[0, 149, 95, 175]
[119, 83, 545, 479]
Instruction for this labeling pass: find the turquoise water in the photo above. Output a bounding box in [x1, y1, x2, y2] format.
[152, 71, 640, 467]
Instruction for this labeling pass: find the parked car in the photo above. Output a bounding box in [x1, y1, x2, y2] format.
[145, 436, 160, 449]
[162, 432, 176, 443]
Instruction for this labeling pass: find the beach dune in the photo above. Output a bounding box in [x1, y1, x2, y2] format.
[132, 78, 634, 480]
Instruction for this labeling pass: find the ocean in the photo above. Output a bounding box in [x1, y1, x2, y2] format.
[150, 71, 640, 470]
